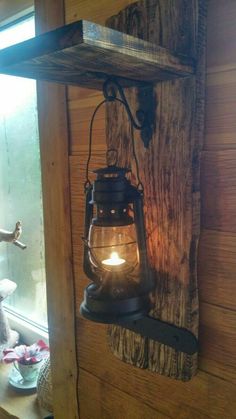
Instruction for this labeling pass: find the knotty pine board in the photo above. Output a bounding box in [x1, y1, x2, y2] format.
[105, 0, 206, 381]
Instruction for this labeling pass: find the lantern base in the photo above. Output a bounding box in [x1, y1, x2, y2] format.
[80, 285, 198, 354]
[80, 284, 150, 324]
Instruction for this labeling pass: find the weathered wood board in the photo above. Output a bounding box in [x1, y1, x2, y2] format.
[106, 0, 207, 380]
[0, 20, 194, 89]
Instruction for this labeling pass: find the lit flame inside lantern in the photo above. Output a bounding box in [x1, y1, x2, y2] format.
[102, 251, 126, 267]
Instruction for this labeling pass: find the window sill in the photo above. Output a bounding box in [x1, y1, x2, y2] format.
[6, 309, 48, 346]
[0, 363, 48, 419]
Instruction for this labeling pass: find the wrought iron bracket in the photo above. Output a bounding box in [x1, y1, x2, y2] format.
[117, 316, 198, 355]
[103, 78, 155, 148]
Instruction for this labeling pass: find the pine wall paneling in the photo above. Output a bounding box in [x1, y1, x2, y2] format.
[33, 0, 236, 417]
[67, 0, 236, 417]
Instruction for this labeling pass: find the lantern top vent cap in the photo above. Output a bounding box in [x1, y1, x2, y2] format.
[92, 165, 131, 176]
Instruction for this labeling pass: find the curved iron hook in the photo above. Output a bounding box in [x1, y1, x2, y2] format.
[103, 78, 148, 131]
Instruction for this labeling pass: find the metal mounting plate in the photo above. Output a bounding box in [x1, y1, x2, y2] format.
[118, 316, 198, 355]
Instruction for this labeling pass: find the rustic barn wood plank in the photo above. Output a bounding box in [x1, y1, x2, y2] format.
[105, 0, 207, 381]
[205, 70, 236, 150]
[201, 150, 236, 232]
[198, 229, 236, 311]
[35, 1, 78, 418]
[0, 19, 194, 89]
[79, 369, 170, 419]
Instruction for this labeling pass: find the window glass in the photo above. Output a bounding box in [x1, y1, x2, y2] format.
[0, 15, 47, 328]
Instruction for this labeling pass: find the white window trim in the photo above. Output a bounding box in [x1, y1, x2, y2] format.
[0, 6, 34, 29]
[5, 307, 48, 346]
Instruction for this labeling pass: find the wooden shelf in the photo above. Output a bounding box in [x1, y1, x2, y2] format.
[0, 20, 195, 89]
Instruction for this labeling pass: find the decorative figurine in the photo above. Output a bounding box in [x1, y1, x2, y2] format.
[0, 279, 19, 358]
[0, 221, 26, 249]
[0, 221, 27, 358]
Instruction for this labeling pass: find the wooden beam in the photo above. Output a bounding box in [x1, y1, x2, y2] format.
[0, 20, 194, 89]
[35, 1, 78, 418]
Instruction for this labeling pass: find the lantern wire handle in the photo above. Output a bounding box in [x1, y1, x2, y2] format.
[84, 78, 145, 192]
[84, 99, 107, 191]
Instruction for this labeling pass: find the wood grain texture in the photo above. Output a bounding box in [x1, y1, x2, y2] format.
[0, 20, 194, 89]
[198, 229, 236, 310]
[66, 0, 236, 417]
[207, 0, 236, 73]
[199, 302, 236, 385]
[70, 149, 236, 413]
[66, 0, 136, 25]
[205, 70, 236, 150]
[35, 1, 78, 418]
[68, 94, 106, 153]
[79, 369, 170, 419]
[201, 150, 236, 232]
[72, 306, 236, 419]
[105, 0, 207, 381]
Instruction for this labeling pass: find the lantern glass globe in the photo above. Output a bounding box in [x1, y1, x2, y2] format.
[88, 224, 139, 273]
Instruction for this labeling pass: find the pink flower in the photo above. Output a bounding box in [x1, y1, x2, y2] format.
[2, 340, 49, 365]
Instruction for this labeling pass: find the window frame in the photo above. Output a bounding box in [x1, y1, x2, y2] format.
[0, 7, 48, 344]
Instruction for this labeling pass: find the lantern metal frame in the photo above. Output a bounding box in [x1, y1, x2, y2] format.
[81, 165, 153, 324]
[81, 77, 198, 355]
